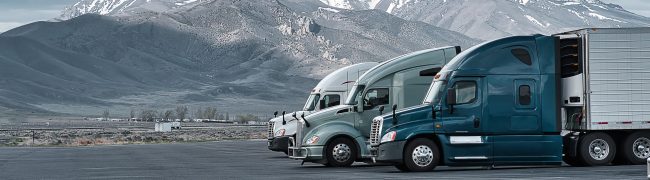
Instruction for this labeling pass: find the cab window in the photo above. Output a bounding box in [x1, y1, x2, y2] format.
[363, 88, 389, 110]
[453, 81, 477, 104]
[320, 94, 341, 109]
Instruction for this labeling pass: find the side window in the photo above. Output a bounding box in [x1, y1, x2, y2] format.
[363, 88, 389, 110]
[511, 48, 532, 66]
[322, 95, 341, 109]
[453, 81, 477, 104]
[519, 85, 531, 105]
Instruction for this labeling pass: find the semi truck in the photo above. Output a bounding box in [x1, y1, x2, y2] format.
[288, 46, 461, 166]
[268, 62, 378, 153]
[368, 28, 650, 172]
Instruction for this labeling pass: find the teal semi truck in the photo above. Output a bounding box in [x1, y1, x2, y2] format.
[369, 28, 650, 172]
[268, 62, 378, 153]
[288, 46, 461, 166]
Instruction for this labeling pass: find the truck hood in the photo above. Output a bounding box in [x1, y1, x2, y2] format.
[381, 104, 432, 131]
[303, 104, 354, 127]
[270, 111, 312, 137]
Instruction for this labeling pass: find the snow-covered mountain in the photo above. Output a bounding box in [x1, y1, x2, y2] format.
[320, 0, 650, 40]
[0, 0, 476, 117]
[59, 0, 205, 20]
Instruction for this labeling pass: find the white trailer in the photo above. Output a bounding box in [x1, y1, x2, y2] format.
[558, 28, 650, 165]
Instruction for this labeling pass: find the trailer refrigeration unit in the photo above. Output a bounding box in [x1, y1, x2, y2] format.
[288, 46, 461, 166]
[369, 28, 650, 172]
[267, 62, 378, 153]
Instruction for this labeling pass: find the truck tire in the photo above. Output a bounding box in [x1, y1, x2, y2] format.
[578, 132, 616, 166]
[620, 131, 650, 165]
[401, 138, 439, 172]
[324, 137, 357, 167]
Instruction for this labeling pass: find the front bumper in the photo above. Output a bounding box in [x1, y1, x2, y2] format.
[371, 140, 406, 164]
[287, 137, 324, 161]
[267, 136, 290, 152]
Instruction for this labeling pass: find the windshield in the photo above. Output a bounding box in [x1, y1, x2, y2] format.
[423, 80, 447, 104]
[345, 85, 365, 105]
[302, 94, 320, 111]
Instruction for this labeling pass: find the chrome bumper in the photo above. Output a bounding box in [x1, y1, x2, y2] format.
[287, 137, 306, 159]
[288, 137, 324, 160]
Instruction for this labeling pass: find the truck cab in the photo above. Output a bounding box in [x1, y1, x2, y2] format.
[268, 62, 377, 153]
[288, 46, 461, 166]
[370, 35, 562, 171]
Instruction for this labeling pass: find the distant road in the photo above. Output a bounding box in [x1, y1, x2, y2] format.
[0, 140, 645, 179]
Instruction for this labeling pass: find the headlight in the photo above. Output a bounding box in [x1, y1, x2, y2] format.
[275, 129, 285, 137]
[380, 131, 396, 143]
[305, 135, 320, 145]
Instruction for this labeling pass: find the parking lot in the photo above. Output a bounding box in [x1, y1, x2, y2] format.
[0, 140, 646, 179]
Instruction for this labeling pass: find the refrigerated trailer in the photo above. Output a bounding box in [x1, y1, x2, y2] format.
[369, 28, 650, 172]
[267, 62, 377, 153]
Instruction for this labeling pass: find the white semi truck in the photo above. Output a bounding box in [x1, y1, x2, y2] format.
[267, 62, 378, 153]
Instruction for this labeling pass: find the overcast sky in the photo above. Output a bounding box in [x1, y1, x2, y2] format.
[0, 0, 649, 33]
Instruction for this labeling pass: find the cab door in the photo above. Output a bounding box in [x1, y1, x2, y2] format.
[357, 88, 390, 136]
[440, 77, 492, 165]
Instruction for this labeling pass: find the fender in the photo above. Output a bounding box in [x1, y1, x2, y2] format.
[303, 120, 362, 147]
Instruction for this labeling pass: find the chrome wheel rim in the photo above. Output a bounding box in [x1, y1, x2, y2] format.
[633, 137, 650, 159]
[412, 145, 434, 167]
[589, 139, 610, 161]
[332, 143, 351, 162]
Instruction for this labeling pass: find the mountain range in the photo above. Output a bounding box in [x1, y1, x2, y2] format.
[0, 0, 647, 119]
[317, 0, 650, 40]
[0, 0, 478, 118]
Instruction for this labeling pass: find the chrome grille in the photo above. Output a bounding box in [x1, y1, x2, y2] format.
[369, 117, 383, 146]
[267, 121, 275, 139]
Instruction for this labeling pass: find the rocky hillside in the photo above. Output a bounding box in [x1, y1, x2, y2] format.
[320, 0, 650, 40]
[0, 0, 477, 117]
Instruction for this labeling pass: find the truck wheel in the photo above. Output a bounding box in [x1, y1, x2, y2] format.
[578, 132, 616, 166]
[325, 137, 357, 167]
[402, 138, 439, 172]
[620, 131, 650, 165]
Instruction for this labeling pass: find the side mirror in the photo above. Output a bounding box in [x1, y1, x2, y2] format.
[282, 111, 286, 125]
[378, 105, 385, 115]
[446, 88, 457, 105]
[273, 111, 278, 117]
[446, 88, 456, 114]
[319, 99, 326, 110]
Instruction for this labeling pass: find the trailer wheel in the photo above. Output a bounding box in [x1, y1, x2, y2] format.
[324, 137, 357, 167]
[578, 132, 616, 166]
[620, 131, 650, 165]
[402, 138, 439, 172]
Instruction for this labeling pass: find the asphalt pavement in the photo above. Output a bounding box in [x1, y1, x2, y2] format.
[0, 140, 646, 179]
